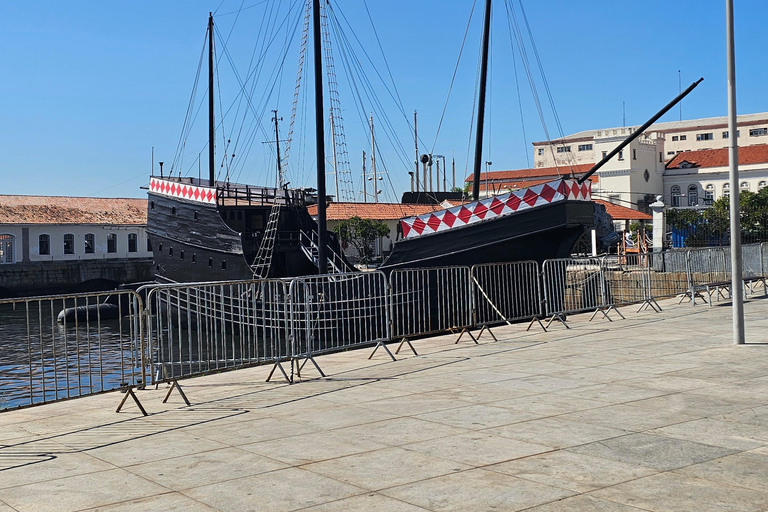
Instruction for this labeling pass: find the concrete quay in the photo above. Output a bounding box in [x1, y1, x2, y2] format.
[2, 297, 768, 511]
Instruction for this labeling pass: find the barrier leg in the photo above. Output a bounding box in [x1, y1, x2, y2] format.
[116, 386, 147, 416]
[369, 340, 396, 361]
[162, 379, 191, 406]
[453, 327, 478, 344]
[266, 360, 293, 384]
[395, 337, 418, 356]
[475, 325, 499, 342]
[545, 314, 569, 329]
[295, 355, 325, 380]
[526, 316, 548, 332]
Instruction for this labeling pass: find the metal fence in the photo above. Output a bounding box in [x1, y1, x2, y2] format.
[5, 244, 768, 410]
[143, 279, 292, 383]
[290, 271, 389, 360]
[472, 261, 542, 327]
[0, 290, 143, 409]
[389, 266, 473, 339]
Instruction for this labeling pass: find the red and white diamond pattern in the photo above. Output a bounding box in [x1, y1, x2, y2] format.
[149, 177, 217, 205]
[401, 179, 591, 239]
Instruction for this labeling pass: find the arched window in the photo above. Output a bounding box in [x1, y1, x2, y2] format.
[723, 183, 730, 198]
[0, 234, 15, 264]
[84, 233, 95, 254]
[671, 185, 681, 207]
[741, 182, 750, 191]
[687, 185, 698, 206]
[107, 233, 117, 253]
[39, 234, 50, 255]
[128, 233, 138, 253]
[63, 234, 75, 255]
[759, 181, 767, 191]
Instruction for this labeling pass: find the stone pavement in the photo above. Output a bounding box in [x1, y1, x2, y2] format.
[2, 296, 768, 511]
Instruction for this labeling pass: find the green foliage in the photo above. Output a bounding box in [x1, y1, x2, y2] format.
[332, 216, 390, 264]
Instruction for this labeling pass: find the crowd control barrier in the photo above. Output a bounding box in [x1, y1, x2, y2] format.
[471, 261, 543, 332]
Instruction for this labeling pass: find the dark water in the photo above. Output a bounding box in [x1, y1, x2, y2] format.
[0, 300, 143, 410]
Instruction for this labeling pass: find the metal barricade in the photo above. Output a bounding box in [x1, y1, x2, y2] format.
[600, 254, 653, 310]
[471, 261, 542, 329]
[644, 250, 690, 304]
[741, 243, 763, 278]
[290, 272, 389, 368]
[389, 266, 473, 340]
[143, 279, 291, 384]
[686, 247, 730, 305]
[541, 258, 607, 325]
[0, 290, 144, 410]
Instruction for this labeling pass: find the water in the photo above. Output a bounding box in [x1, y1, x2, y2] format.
[0, 298, 143, 410]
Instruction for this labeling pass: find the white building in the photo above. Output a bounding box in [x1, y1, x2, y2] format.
[0, 196, 151, 265]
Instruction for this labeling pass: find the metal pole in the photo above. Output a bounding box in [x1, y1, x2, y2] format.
[414, 110, 419, 193]
[312, 0, 327, 274]
[362, 150, 367, 203]
[472, 0, 492, 200]
[207, 13, 216, 187]
[370, 114, 377, 204]
[726, 0, 745, 344]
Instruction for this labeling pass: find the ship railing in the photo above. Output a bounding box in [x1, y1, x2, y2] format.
[216, 183, 306, 207]
[389, 266, 475, 346]
[143, 279, 292, 386]
[0, 290, 145, 411]
[470, 261, 544, 335]
[289, 271, 390, 371]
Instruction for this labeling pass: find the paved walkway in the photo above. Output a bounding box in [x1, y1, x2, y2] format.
[2, 296, 768, 511]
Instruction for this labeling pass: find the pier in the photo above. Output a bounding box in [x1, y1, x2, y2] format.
[1, 294, 768, 511]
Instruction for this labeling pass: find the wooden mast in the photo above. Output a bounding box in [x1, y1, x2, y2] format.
[207, 13, 215, 187]
[472, 0, 492, 201]
[312, 0, 328, 273]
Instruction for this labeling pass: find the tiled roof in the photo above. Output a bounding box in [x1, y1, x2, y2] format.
[665, 145, 768, 170]
[477, 175, 597, 192]
[465, 163, 594, 182]
[307, 202, 443, 221]
[595, 200, 651, 221]
[0, 196, 147, 225]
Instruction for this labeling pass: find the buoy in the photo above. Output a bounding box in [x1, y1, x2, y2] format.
[57, 303, 121, 323]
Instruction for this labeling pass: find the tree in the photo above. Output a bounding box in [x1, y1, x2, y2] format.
[332, 216, 390, 264]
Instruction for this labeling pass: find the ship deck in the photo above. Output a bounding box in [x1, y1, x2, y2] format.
[2, 296, 768, 510]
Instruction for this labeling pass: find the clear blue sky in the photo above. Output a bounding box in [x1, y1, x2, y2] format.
[1, 1, 766, 201]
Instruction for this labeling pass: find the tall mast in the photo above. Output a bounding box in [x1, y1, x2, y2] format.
[207, 13, 215, 186]
[312, 0, 328, 274]
[272, 110, 283, 187]
[370, 114, 377, 203]
[414, 110, 419, 193]
[471, 0, 492, 201]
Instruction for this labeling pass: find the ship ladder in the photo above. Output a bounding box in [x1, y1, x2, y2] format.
[298, 229, 351, 275]
[251, 204, 281, 279]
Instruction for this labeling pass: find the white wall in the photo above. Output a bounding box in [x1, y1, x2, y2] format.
[0, 224, 152, 264]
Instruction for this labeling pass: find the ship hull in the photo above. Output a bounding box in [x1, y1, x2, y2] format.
[381, 200, 595, 270]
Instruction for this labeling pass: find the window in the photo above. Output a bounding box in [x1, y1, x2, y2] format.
[577, 144, 593, 152]
[63, 234, 75, 255]
[679, 135, 687, 141]
[723, 183, 730, 198]
[659, 152, 663, 162]
[671, 185, 681, 207]
[741, 182, 750, 191]
[107, 233, 117, 253]
[0, 234, 15, 264]
[667, 151, 676, 156]
[147, 238, 152, 252]
[194, 211, 199, 220]
[696, 133, 714, 141]
[171, 206, 176, 215]
[39, 234, 50, 255]
[750, 128, 768, 137]
[158, 243, 163, 253]
[128, 233, 137, 253]
[537, 148, 544, 155]
[760, 181, 767, 190]
[672, 136, 679, 141]
[85, 233, 95, 254]
[556, 146, 571, 153]
[168, 246, 173, 257]
[618, 150, 624, 161]
[208, 257, 213, 267]
[602, 151, 607, 159]
[150, 201, 155, 210]
[723, 130, 740, 138]
[705, 184, 714, 203]
[180, 250, 184, 261]
[221, 260, 227, 270]
[632, 149, 637, 160]
[192, 253, 197, 264]
[688, 185, 698, 206]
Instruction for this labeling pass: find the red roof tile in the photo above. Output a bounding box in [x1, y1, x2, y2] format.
[477, 176, 597, 192]
[465, 163, 594, 182]
[307, 202, 444, 221]
[595, 200, 651, 221]
[0, 196, 147, 225]
[666, 144, 768, 169]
